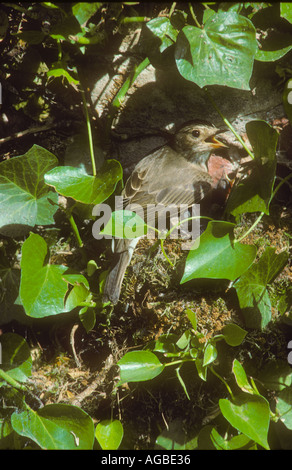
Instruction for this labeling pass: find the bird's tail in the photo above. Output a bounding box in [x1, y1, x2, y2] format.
[103, 238, 139, 304]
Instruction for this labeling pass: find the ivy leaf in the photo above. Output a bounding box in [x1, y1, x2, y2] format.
[180, 221, 256, 284]
[0, 145, 58, 229]
[100, 210, 149, 239]
[19, 233, 88, 318]
[234, 247, 289, 329]
[232, 359, 255, 394]
[95, 419, 124, 450]
[255, 45, 292, 62]
[276, 387, 292, 430]
[72, 2, 102, 26]
[44, 160, 122, 205]
[147, 17, 178, 52]
[225, 120, 278, 217]
[47, 61, 80, 85]
[222, 323, 247, 347]
[117, 351, 165, 384]
[175, 11, 257, 90]
[0, 333, 32, 384]
[219, 393, 270, 449]
[280, 3, 292, 24]
[11, 404, 95, 450]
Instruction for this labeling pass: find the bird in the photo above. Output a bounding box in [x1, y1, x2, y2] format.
[102, 120, 230, 304]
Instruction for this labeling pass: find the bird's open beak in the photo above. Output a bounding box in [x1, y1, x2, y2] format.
[205, 128, 228, 149]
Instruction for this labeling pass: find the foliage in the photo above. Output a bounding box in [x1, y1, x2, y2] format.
[0, 1, 291, 450]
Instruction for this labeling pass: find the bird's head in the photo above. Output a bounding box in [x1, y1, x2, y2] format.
[173, 120, 227, 169]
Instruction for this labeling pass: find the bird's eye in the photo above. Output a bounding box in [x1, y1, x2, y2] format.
[192, 130, 200, 138]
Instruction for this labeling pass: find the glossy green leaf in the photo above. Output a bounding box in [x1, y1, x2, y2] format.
[186, 308, 197, 330]
[255, 45, 292, 62]
[45, 160, 122, 205]
[72, 2, 102, 26]
[147, 17, 178, 52]
[79, 306, 96, 333]
[222, 323, 247, 346]
[219, 393, 270, 449]
[197, 425, 252, 450]
[175, 11, 257, 90]
[11, 404, 95, 449]
[95, 419, 123, 450]
[195, 357, 207, 381]
[280, 3, 292, 24]
[225, 120, 278, 217]
[47, 61, 79, 85]
[100, 210, 148, 239]
[0, 145, 58, 228]
[276, 386, 292, 430]
[118, 351, 165, 384]
[232, 359, 255, 394]
[234, 247, 289, 329]
[0, 333, 32, 384]
[181, 221, 256, 284]
[19, 233, 88, 318]
[203, 343, 217, 367]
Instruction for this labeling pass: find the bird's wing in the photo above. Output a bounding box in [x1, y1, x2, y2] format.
[122, 146, 213, 210]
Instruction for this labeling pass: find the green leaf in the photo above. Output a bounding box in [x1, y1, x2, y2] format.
[175, 11, 257, 90]
[219, 393, 270, 449]
[234, 247, 289, 329]
[79, 306, 96, 332]
[100, 210, 148, 239]
[95, 419, 123, 450]
[117, 351, 165, 384]
[222, 323, 247, 346]
[225, 120, 278, 217]
[195, 357, 207, 381]
[198, 426, 252, 450]
[276, 386, 292, 430]
[0, 333, 32, 384]
[203, 343, 217, 367]
[176, 330, 191, 350]
[64, 280, 91, 312]
[11, 404, 95, 449]
[186, 308, 197, 330]
[0, 145, 58, 228]
[147, 334, 179, 354]
[280, 3, 292, 24]
[47, 61, 79, 85]
[19, 233, 88, 318]
[44, 160, 122, 205]
[255, 45, 292, 62]
[232, 359, 255, 394]
[72, 2, 102, 26]
[147, 17, 178, 52]
[181, 221, 256, 284]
